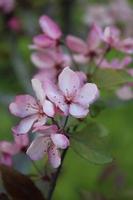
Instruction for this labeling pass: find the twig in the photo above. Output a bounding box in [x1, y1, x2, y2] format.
[95, 45, 111, 69]
[47, 148, 68, 200]
[62, 116, 69, 130]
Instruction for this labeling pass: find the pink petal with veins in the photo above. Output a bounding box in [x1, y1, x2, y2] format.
[12, 115, 38, 135]
[58, 67, 80, 98]
[48, 145, 61, 168]
[27, 135, 50, 160]
[9, 95, 38, 118]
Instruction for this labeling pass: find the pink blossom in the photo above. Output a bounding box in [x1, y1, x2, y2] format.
[116, 68, 133, 100]
[102, 26, 133, 54]
[66, 24, 102, 64]
[84, 5, 114, 27]
[34, 69, 58, 84]
[118, 38, 133, 54]
[39, 15, 62, 40]
[7, 16, 21, 32]
[44, 67, 99, 118]
[99, 57, 132, 69]
[32, 34, 56, 49]
[31, 49, 71, 70]
[30, 15, 62, 50]
[26, 125, 69, 168]
[102, 26, 120, 48]
[0, 0, 15, 13]
[0, 141, 19, 166]
[9, 79, 55, 135]
[116, 85, 133, 100]
[0, 134, 29, 166]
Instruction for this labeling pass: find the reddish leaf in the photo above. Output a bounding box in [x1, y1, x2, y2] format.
[0, 164, 45, 200]
[0, 193, 10, 200]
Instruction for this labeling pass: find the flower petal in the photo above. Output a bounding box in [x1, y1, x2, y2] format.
[12, 115, 38, 135]
[69, 103, 89, 118]
[31, 51, 55, 69]
[103, 26, 120, 46]
[33, 125, 58, 135]
[119, 38, 133, 54]
[31, 78, 46, 105]
[0, 141, 19, 155]
[14, 134, 29, 148]
[0, 154, 12, 166]
[44, 79, 69, 115]
[51, 134, 69, 149]
[58, 67, 80, 98]
[76, 71, 87, 87]
[116, 86, 133, 100]
[43, 100, 55, 117]
[39, 15, 62, 40]
[48, 145, 61, 168]
[66, 35, 88, 54]
[87, 24, 102, 50]
[33, 34, 55, 48]
[33, 115, 47, 129]
[26, 135, 50, 160]
[73, 54, 89, 64]
[74, 83, 99, 107]
[9, 95, 38, 118]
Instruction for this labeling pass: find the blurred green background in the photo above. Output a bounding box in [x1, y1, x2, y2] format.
[0, 0, 133, 199]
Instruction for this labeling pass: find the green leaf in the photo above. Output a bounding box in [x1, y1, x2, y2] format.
[91, 69, 133, 90]
[70, 122, 112, 164]
[0, 164, 45, 200]
[90, 100, 106, 118]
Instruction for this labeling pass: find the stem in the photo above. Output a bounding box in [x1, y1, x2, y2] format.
[51, 118, 60, 129]
[62, 116, 69, 130]
[95, 45, 111, 69]
[60, 40, 80, 70]
[47, 148, 68, 200]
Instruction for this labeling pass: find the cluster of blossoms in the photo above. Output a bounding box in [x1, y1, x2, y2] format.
[1, 14, 133, 169]
[84, 0, 133, 36]
[0, 0, 15, 13]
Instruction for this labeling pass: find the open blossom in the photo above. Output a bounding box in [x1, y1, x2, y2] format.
[9, 79, 55, 135]
[0, 134, 29, 166]
[102, 26, 133, 54]
[27, 125, 69, 168]
[44, 67, 99, 118]
[66, 24, 102, 64]
[31, 15, 62, 50]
